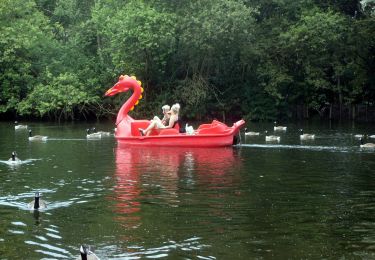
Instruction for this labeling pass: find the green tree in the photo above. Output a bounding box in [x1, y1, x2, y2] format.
[0, 0, 56, 114]
[18, 72, 99, 120]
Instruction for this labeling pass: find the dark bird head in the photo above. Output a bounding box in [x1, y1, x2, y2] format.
[11, 151, 17, 161]
[80, 245, 90, 260]
[34, 192, 40, 209]
[79, 245, 99, 260]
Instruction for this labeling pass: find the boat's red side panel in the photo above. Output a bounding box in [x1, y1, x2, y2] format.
[115, 120, 245, 147]
[117, 134, 233, 147]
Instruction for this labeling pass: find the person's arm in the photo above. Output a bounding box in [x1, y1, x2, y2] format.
[165, 116, 176, 129]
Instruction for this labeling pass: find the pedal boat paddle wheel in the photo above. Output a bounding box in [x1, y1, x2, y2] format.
[105, 75, 245, 147]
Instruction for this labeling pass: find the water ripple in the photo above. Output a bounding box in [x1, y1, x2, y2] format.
[0, 158, 42, 167]
[25, 240, 71, 255]
[110, 237, 211, 259]
[238, 144, 375, 153]
[0, 191, 76, 211]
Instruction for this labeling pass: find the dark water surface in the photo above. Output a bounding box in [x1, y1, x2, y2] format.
[0, 121, 374, 259]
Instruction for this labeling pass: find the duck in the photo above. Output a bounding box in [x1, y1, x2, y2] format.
[8, 151, 21, 162]
[244, 128, 260, 136]
[77, 245, 99, 260]
[265, 131, 280, 142]
[185, 123, 195, 135]
[97, 131, 112, 137]
[273, 121, 287, 131]
[360, 138, 375, 148]
[28, 130, 48, 141]
[86, 128, 102, 139]
[28, 192, 47, 210]
[92, 127, 112, 137]
[300, 129, 315, 140]
[14, 121, 28, 130]
[94, 128, 112, 137]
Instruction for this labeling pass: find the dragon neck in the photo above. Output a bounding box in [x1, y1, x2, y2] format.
[116, 82, 142, 125]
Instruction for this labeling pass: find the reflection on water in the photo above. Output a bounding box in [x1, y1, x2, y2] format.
[112, 145, 240, 232]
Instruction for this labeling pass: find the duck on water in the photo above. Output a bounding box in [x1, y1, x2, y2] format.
[8, 151, 21, 162]
[360, 138, 375, 148]
[28, 130, 48, 141]
[28, 192, 47, 210]
[14, 121, 28, 130]
[265, 131, 280, 142]
[77, 245, 99, 260]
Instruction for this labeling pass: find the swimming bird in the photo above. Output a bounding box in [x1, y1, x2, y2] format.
[28, 192, 47, 210]
[98, 131, 112, 137]
[77, 245, 99, 260]
[360, 138, 375, 148]
[28, 130, 48, 141]
[90, 127, 111, 137]
[14, 121, 28, 130]
[86, 129, 102, 139]
[8, 151, 21, 162]
[244, 128, 260, 136]
[300, 129, 315, 140]
[265, 131, 280, 142]
[273, 121, 287, 131]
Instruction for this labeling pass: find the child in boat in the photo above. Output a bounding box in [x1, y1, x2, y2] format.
[140, 103, 180, 136]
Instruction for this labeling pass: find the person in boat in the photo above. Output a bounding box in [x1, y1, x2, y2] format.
[152, 104, 170, 126]
[140, 103, 180, 136]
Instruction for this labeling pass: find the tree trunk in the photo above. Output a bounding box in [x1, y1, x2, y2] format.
[351, 105, 355, 120]
[338, 77, 342, 120]
[303, 104, 309, 119]
[306, 106, 309, 119]
[329, 104, 333, 120]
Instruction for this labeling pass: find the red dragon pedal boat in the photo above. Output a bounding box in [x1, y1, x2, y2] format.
[105, 75, 245, 147]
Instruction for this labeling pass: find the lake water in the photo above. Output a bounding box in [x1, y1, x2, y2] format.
[0, 120, 374, 259]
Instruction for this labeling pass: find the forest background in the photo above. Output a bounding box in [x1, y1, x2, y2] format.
[0, 0, 374, 122]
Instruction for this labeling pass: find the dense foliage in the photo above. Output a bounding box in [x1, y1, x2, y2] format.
[0, 0, 374, 121]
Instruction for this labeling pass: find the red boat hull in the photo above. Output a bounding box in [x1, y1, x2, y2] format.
[115, 119, 245, 147]
[117, 132, 235, 147]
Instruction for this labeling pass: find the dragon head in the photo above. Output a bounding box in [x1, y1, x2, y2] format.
[105, 75, 143, 97]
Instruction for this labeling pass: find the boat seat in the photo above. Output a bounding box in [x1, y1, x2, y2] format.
[158, 121, 180, 135]
[196, 121, 228, 135]
[159, 129, 179, 135]
[197, 123, 212, 130]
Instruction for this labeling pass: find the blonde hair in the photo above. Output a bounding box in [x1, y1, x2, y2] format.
[171, 103, 180, 114]
[162, 105, 170, 112]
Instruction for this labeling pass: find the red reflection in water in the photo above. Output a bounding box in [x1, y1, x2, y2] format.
[114, 147, 142, 214]
[113, 144, 240, 228]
